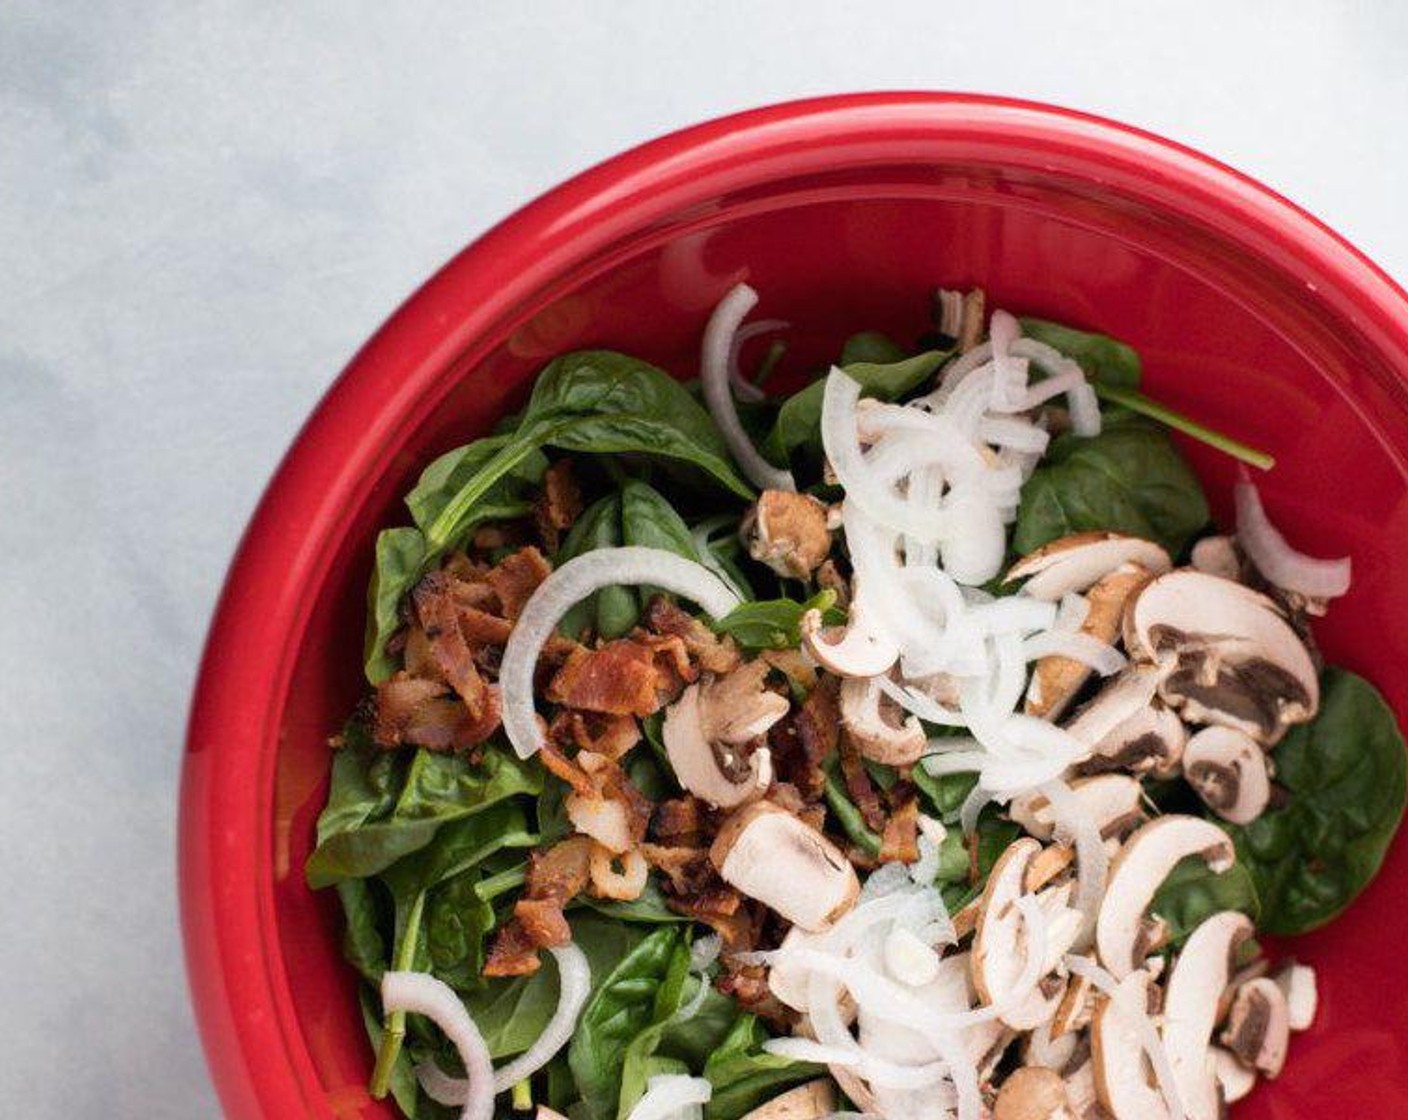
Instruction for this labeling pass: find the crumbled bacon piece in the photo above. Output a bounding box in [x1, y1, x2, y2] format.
[639, 843, 714, 895]
[634, 633, 698, 700]
[768, 678, 838, 801]
[879, 786, 921, 864]
[537, 740, 594, 795]
[373, 673, 477, 751]
[483, 919, 541, 977]
[534, 460, 583, 553]
[547, 639, 682, 716]
[514, 897, 572, 948]
[548, 709, 641, 760]
[766, 782, 827, 833]
[483, 546, 551, 620]
[643, 596, 742, 675]
[666, 885, 757, 949]
[651, 795, 711, 847]
[839, 729, 886, 833]
[718, 963, 795, 1030]
[526, 836, 594, 902]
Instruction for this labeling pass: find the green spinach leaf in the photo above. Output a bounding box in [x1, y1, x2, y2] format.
[1018, 318, 1142, 390]
[713, 589, 843, 651]
[1151, 857, 1260, 948]
[306, 746, 542, 887]
[1226, 668, 1407, 934]
[365, 527, 431, 683]
[465, 913, 651, 1060]
[337, 878, 389, 984]
[1014, 415, 1209, 557]
[840, 330, 907, 365]
[425, 869, 497, 988]
[557, 494, 635, 640]
[569, 927, 684, 1120]
[764, 349, 949, 464]
[621, 479, 704, 605]
[702, 1015, 820, 1120]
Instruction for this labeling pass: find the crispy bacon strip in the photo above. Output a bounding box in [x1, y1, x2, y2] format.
[651, 795, 710, 847]
[547, 639, 678, 716]
[483, 919, 541, 977]
[839, 729, 886, 833]
[484, 546, 552, 621]
[879, 786, 921, 864]
[548, 709, 641, 761]
[642, 595, 741, 675]
[639, 843, 713, 895]
[768, 679, 837, 802]
[373, 673, 472, 751]
[534, 460, 583, 553]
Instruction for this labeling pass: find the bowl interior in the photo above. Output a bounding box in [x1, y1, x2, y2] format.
[243, 117, 1408, 1118]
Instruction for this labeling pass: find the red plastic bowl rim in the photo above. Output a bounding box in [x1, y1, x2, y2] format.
[179, 91, 1408, 1117]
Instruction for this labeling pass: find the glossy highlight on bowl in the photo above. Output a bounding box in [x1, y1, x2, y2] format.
[180, 93, 1408, 1118]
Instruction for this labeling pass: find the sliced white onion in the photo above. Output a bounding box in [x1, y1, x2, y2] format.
[959, 782, 992, 836]
[625, 1075, 712, 1120]
[967, 597, 1059, 636]
[1021, 631, 1127, 676]
[727, 317, 788, 403]
[922, 342, 995, 410]
[823, 369, 947, 540]
[1235, 471, 1351, 599]
[382, 971, 493, 1120]
[978, 415, 1050, 454]
[1065, 955, 1186, 1120]
[690, 934, 722, 972]
[501, 548, 741, 758]
[415, 943, 592, 1106]
[701, 283, 796, 491]
[938, 484, 1006, 586]
[1038, 779, 1108, 950]
[491, 944, 590, 1090]
[877, 676, 965, 727]
[1067, 382, 1102, 437]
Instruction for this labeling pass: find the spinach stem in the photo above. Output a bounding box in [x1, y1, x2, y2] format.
[823, 771, 882, 857]
[752, 339, 788, 389]
[477, 863, 528, 900]
[370, 890, 426, 1099]
[1093, 384, 1276, 471]
[512, 1079, 533, 1111]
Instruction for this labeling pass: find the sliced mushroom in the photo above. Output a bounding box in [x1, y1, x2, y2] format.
[993, 1066, 1075, 1120]
[973, 839, 1072, 1030]
[1072, 703, 1186, 780]
[1162, 911, 1254, 1120]
[1063, 1057, 1101, 1118]
[839, 675, 926, 765]
[1123, 570, 1319, 745]
[1064, 664, 1164, 751]
[800, 582, 898, 678]
[1212, 1047, 1256, 1104]
[1096, 816, 1235, 979]
[1091, 969, 1170, 1120]
[1026, 564, 1155, 720]
[710, 801, 859, 931]
[1005, 532, 1172, 602]
[1182, 726, 1271, 824]
[1273, 962, 1318, 1031]
[1049, 974, 1094, 1040]
[662, 666, 783, 809]
[1010, 775, 1147, 843]
[1220, 977, 1290, 1078]
[587, 843, 648, 901]
[742, 490, 833, 579]
[737, 1079, 836, 1120]
[1190, 535, 1242, 582]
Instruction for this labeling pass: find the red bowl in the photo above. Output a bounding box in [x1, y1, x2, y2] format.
[180, 93, 1408, 1118]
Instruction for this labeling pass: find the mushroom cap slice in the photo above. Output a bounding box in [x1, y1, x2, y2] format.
[1096, 816, 1235, 980]
[993, 1066, 1074, 1120]
[1010, 775, 1147, 843]
[737, 1079, 836, 1120]
[662, 675, 779, 809]
[800, 582, 898, 678]
[1005, 531, 1172, 602]
[710, 801, 859, 931]
[1274, 962, 1318, 1031]
[973, 839, 1072, 1030]
[1212, 1047, 1256, 1104]
[1220, 977, 1291, 1078]
[1123, 570, 1319, 744]
[1190, 535, 1242, 582]
[1025, 564, 1154, 721]
[839, 675, 926, 766]
[1162, 911, 1254, 1120]
[742, 490, 834, 580]
[1073, 702, 1186, 780]
[1091, 969, 1171, 1120]
[1182, 726, 1271, 825]
[1065, 664, 1164, 753]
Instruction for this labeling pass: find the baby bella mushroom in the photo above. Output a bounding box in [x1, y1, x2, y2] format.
[1004, 532, 1172, 602]
[1123, 570, 1319, 745]
[1182, 726, 1272, 825]
[1220, 977, 1291, 1078]
[1096, 816, 1235, 980]
[1065, 666, 1187, 778]
[709, 800, 859, 931]
[662, 662, 786, 809]
[742, 490, 833, 579]
[839, 675, 926, 766]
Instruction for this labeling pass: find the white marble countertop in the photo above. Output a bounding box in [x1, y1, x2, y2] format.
[4, 2, 1406, 1115]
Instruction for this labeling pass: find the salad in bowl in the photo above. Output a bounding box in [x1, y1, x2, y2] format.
[304, 282, 1405, 1120]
